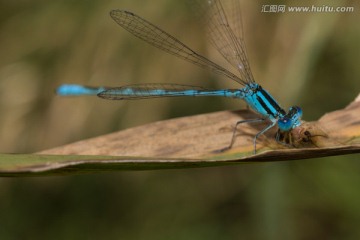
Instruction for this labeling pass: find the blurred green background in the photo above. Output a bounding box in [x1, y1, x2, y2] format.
[1, 0, 360, 239]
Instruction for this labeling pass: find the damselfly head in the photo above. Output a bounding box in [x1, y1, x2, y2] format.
[277, 106, 302, 131]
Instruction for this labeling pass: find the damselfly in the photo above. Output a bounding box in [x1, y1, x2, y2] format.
[56, 0, 303, 154]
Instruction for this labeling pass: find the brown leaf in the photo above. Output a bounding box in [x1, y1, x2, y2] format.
[1, 94, 359, 176]
[40, 94, 360, 160]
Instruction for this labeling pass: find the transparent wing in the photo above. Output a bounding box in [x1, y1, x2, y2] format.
[194, 0, 255, 83]
[98, 83, 211, 100]
[110, 10, 247, 86]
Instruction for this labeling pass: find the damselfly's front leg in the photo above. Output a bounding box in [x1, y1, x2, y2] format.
[216, 118, 265, 153]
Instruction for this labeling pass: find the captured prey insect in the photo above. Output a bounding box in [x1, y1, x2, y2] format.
[56, 0, 303, 154]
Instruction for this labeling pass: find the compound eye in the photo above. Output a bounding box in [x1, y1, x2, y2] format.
[278, 117, 293, 131]
[290, 106, 303, 118]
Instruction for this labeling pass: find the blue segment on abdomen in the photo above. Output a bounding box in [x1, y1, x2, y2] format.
[173, 89, 242, 97]
[56, 84, 106, 96]
[111, 89, 243, 97]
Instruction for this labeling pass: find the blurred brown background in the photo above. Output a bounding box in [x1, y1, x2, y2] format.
[0, 0, 360, 239]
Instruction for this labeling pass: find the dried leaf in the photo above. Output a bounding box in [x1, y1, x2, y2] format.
[1, 94, 359, 176]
